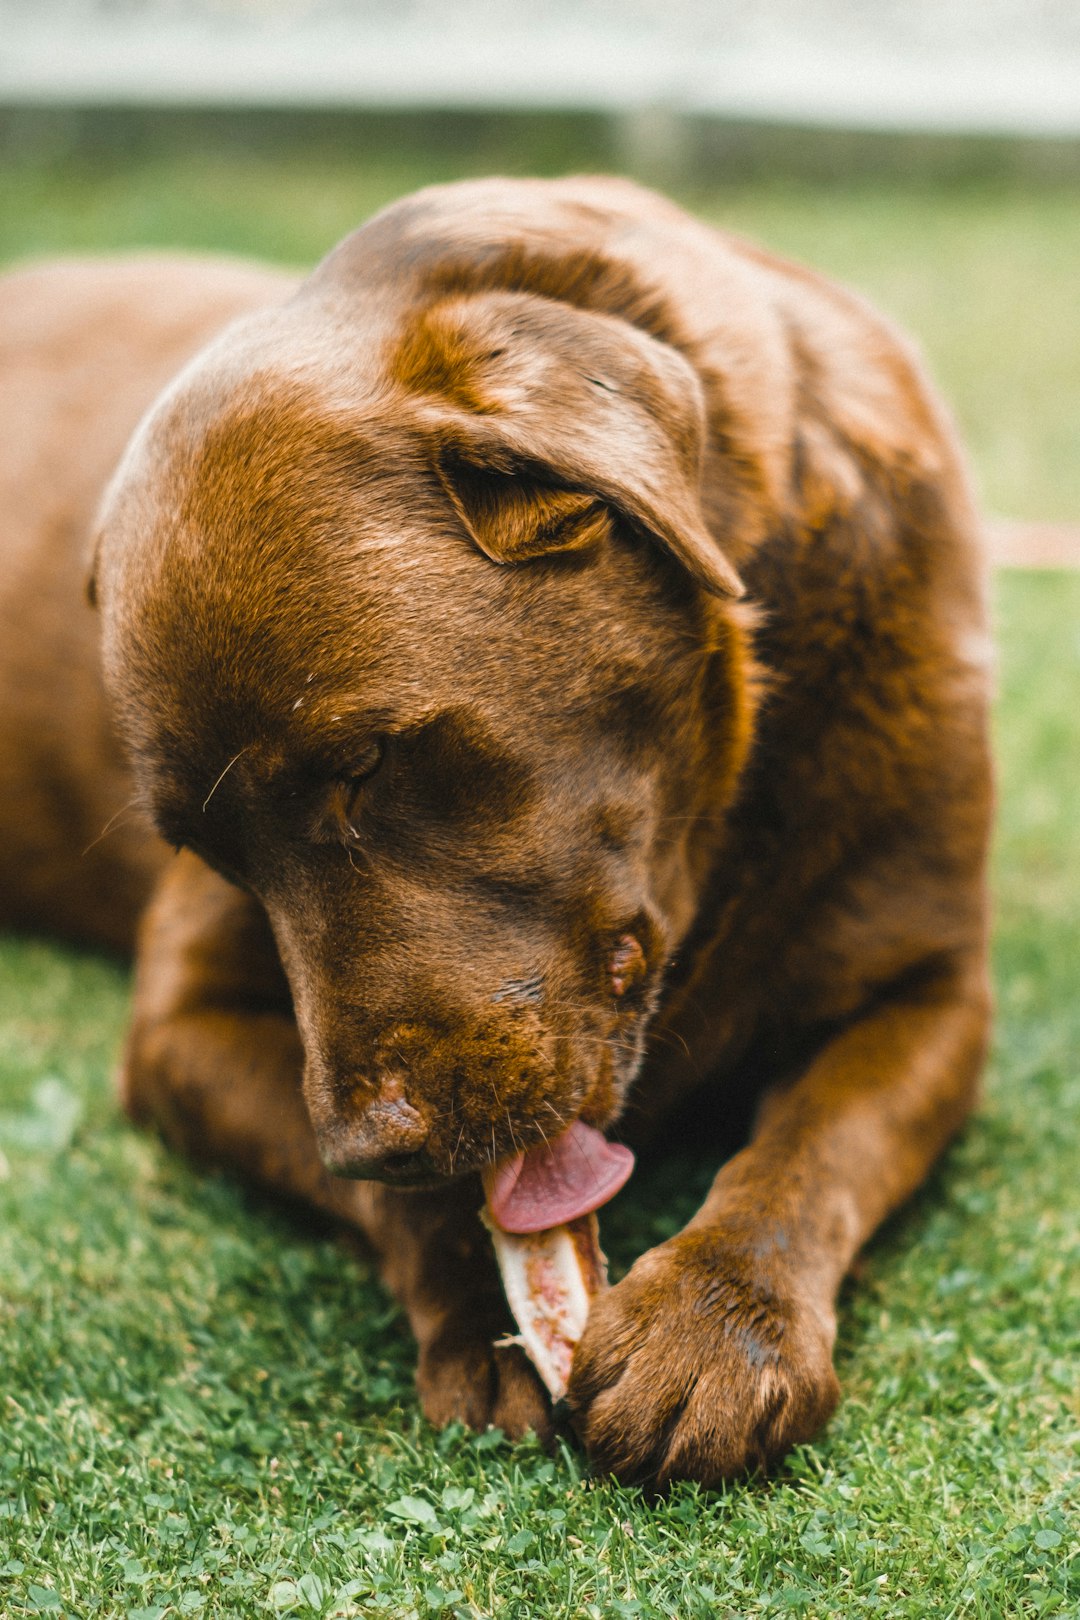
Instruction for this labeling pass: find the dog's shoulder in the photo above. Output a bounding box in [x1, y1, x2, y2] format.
[0, 254, 296, 367]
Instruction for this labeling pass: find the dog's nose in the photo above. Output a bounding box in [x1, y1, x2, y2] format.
[321, 1091, 431, 1182]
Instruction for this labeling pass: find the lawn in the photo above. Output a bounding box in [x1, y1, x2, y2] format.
[1, 140, 1078, 1618]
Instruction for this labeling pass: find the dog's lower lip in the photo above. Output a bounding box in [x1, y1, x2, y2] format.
[375, 1157, 438, 1186]
[384, 1172, 446, 1191]
[363, 1163, 446, 1190]
[382, 1150, 422, 1175]
[328, 1148, 442, 1186]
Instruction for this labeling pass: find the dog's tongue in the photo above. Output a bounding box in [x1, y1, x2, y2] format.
[484, 1121, 635, 1234]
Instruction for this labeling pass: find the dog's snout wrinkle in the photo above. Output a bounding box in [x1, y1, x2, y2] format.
[491, 973, 545, 1006]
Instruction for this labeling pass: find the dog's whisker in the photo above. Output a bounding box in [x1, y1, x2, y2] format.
[448, 1119, 468, 1174]
[201, 745, 251, 814]
[81, 796, 142, 857]
[542, 1099, 570, 1134]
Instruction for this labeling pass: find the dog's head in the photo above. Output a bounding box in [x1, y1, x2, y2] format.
[92, 269, 755, 1189]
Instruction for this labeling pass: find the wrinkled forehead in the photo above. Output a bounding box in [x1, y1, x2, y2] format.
[101, 348, 467, 662]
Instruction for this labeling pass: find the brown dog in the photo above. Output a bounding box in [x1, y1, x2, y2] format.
[0, 178, 992, 1487]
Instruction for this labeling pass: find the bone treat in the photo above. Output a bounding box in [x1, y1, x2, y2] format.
[483, 1211, 609, 1400]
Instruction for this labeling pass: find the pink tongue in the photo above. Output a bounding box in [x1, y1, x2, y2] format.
[484, 1121, 635, 1234]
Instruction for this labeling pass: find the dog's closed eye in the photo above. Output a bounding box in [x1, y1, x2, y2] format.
[334, 739, 385, 836]
[344, 738, 384, 786]
[303, 738, 385, 846]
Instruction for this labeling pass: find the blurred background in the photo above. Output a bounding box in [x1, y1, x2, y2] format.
[1, 0, 1079, 540]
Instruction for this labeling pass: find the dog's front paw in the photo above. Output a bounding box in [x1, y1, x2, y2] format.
[417, 1319, 553, 1444]
[565, 1228, 839, 1488]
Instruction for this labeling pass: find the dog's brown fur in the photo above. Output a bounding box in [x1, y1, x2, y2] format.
[0, 179, 992, 1487]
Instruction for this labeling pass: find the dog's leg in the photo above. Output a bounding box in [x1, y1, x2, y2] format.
[566, 958, 990, 1486]
[122, 851, 550, 1439]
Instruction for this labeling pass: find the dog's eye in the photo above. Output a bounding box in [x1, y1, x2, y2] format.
[337, 739, 385, 826]
[314, 740, 386, 847]
[345, 738, 384, 784]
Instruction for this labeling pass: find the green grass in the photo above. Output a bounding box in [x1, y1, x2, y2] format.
[1, 145, 1078, 1616]
[1, 573, 1076, 1619]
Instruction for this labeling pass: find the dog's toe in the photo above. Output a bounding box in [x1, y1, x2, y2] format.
[416, 1325, 552, 1443]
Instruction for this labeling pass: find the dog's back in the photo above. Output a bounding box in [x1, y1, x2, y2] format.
[0, 255, 294, 949]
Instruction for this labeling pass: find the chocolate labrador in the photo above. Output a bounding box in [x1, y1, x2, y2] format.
[0, 177, 992, 1487]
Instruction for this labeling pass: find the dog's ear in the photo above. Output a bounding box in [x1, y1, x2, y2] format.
[404, 293, 744, 597]
[434, 455, 613, 568]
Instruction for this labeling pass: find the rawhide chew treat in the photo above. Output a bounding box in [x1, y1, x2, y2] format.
[482, 1122, 635, 1398]
[482, 1213, 608, 1399]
